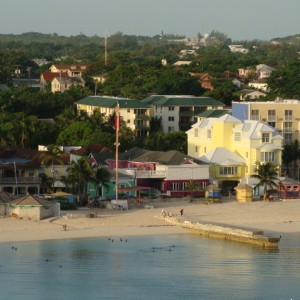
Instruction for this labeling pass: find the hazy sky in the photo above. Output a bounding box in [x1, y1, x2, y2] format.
[1, 0, 299, 41]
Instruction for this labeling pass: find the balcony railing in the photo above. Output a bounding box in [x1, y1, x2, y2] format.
[0, 176, 41, 184]
[136, 170, 167, 178]
[135, 114, 150, 121]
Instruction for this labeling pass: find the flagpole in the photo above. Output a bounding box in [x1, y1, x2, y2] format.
[115, 102, 120, 201]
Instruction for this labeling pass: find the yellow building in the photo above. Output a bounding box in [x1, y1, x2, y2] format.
[186, 114, 283, 190]
[232, 99, 300, 145]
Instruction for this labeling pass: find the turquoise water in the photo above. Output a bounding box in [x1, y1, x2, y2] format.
[0, 233, 300, 300]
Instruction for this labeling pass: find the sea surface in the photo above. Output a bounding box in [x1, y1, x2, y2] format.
[0, 233, 300, 300]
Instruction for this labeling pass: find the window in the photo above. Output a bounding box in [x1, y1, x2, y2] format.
[285, 110, 292, 121]
[194, 128, 198, 137]
[171, 182, 180, 190]
[262, 133, 270, 142]
[127, 109, 130, 113]
[207, 129, 212, 138]
[268, 121, 275, 128]
[168, 116, 174, 121]
[283, 122, 292, 132]
[195, 146, 198, 153]
[168, 126, 174, 132]
[219, 167, 238, 175]
[28, 169, 35, 176]
[251, 109, 259, 121]
[268, 110, 276, 121]
[168, 106, 174, 111]
[284, 133, 293, 145]
[261, 151, 276, 162]
[127, 119, 130, 124]
[234, 132, 241, 141]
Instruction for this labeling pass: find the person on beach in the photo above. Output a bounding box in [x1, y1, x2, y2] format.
[180, 209, 184, 216]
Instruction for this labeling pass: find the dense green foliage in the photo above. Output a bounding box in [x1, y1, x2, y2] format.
[0, 32, 300, 152]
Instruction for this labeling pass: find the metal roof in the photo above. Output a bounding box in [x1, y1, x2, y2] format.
[76, 96, 149, 109]
[199, 147, 245, 165]
[141, 95, 224, 107]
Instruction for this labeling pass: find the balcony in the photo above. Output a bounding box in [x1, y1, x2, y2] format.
[119, 169, 166, 179]
[179, 111, 194, 117]
[135, 114, 150, 121]
[136, 170, 166, 179]
[135, 124, 150, 130]
[0, 176, 41, 185]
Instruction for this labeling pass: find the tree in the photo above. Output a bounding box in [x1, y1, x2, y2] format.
[40, 145, 64, 191]
[14, 114, 37, 148]
[251, 162, 279, 201]
[67, 157, 94, 204]
[267, 60, 300, 98]
[56, 121, 114, 147]
[40, 145, 64, 166]
[282, 140, 300, 179]
[91, 167, 112, 197]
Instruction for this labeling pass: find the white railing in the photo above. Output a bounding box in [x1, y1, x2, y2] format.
[135, 170, 166, 178]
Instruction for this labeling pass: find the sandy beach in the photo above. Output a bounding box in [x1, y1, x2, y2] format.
[1, 198, 300, 244]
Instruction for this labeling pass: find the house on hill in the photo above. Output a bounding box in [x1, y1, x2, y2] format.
[51, 77, 85, 93]
[189, 72, 214, 90]
[40, 71, 69, 91]
[49, 64, 88, 77]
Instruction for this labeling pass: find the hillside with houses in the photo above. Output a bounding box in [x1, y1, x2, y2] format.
[0, 31, 300, 210]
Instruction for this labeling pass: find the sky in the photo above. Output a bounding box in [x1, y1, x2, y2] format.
[0, 0, 300, 41]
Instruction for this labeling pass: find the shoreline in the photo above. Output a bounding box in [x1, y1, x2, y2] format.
[1, 198, 300, 245]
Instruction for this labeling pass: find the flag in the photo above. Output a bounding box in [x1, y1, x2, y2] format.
[115, 115, 120, 130]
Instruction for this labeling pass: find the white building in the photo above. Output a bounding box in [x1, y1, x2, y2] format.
[141, 95, 225, 133]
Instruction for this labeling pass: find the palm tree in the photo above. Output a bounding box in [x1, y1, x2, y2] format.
[39, 173, 53, 194]
[40, 145, 64, 191]
[251, 162, 279, 201]
[15, 114, 37, 148]
[67, 157, 94, 203]
[92, 167, 112, 198]
[40, 145, 64, 166]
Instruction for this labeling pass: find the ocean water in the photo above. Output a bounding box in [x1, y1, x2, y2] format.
[0, 233, 300, 300]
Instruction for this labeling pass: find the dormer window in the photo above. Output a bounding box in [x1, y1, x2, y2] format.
[262, 133, 270, 143]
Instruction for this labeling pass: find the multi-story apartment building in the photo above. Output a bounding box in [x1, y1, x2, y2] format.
[75, 96, 150, 137]
[141, 95, 224, 132]
[186, 114, 283, 190]
[232, 99, 300, 145]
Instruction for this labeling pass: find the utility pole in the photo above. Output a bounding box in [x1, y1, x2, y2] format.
[104, 28, 108, 67]
[115, 103, 120, 201]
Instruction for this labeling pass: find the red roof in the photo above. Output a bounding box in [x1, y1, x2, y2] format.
[41, 72, 69, 81]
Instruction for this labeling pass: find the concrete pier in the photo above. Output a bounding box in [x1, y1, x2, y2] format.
[163, 216, 281, 249]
